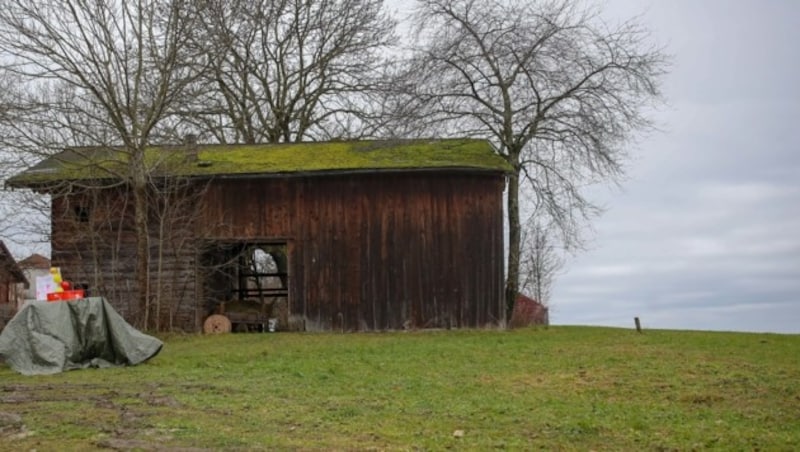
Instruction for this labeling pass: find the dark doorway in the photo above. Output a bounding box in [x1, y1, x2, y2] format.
[200, 241, 289, 331]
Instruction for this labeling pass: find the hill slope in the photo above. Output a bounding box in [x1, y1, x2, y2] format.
[1, 326, 798, 450]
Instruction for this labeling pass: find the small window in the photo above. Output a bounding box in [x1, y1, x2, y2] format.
[74, 205, 90, 223]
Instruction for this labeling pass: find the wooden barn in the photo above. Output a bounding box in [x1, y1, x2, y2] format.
[6, 139, 510, 332]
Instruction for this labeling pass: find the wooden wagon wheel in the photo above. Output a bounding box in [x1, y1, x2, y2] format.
[203, 314, 232, 334]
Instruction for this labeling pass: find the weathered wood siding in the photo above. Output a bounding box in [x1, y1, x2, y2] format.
[0, 278, 10, 305]
[51, 189, 137, 320]
[201, 172, 505, 331]
[51, 187, 200, 330]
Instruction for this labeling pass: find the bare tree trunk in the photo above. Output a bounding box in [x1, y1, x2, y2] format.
[131, 151, 150, 329]
[505, 169, 521, 322]
[155, 199, 166, 332]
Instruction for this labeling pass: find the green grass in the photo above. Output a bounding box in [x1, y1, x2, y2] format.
[1, 326, 798, 450]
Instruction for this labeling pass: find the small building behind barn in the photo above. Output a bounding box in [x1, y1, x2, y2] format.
[16, 253, 52, 302]
[510, 293, 549, 327]
[7, 139, 510, 332]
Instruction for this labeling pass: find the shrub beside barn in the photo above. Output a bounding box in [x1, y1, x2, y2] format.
[7, 139, 511, 332]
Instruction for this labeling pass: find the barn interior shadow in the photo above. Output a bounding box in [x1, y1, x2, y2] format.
[199, 241, 290, 332]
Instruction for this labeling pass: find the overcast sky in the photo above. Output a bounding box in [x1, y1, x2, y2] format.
[550, 0, 800, 333]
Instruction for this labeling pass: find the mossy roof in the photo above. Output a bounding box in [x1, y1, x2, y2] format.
[6, 139, 510, 188]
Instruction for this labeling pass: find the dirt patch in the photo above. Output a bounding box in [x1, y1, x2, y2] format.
[0, 382, 194, 449]
[95, 437, 209, 451]
[96, 438, 162, 451]
[0, 411, 30, 439]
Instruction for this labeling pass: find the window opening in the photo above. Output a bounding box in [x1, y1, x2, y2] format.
[74, 205, 90, 223]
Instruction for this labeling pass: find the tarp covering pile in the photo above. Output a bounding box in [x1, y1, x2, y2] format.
[0, 297, 162, 375]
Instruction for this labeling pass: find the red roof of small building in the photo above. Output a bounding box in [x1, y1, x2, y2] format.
[18, 253, 51, 270]
[516, 293, 541, 305]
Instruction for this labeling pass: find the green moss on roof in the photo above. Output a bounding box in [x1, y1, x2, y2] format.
[6, 139, 511, 187]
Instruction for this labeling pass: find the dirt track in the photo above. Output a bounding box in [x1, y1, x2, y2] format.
[0, 383, 206, 451]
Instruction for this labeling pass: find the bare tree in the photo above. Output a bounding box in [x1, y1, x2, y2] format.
[519, 214, 563, 309]
[0, 0, 201, 326]
[183, 0, 397, 143]
[0, 71, 51, 253]
[396, 0, 668, 319]
[146, 173, 218, 331]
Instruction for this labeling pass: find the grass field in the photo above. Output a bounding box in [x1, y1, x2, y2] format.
[1, 326, 798, 450]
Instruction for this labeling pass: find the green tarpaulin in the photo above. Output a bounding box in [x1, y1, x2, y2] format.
[0, 297, 162, 375]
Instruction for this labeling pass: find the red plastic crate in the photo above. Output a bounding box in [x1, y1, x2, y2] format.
[46, 290, 85, 302]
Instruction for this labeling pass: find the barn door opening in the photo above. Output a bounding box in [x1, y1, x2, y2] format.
[200, 241, 289, 332]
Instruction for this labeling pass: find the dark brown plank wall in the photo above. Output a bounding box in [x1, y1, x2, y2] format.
[202, 172, 504, 331]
